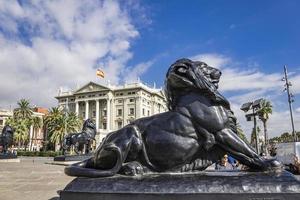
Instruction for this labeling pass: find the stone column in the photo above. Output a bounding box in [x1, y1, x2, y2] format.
[29, 125, 33, 151]
[85, 100, 89, 120]
[96, 99, 99, 131]
[75, 101, 79, 116]
[106, 98, 111, 130]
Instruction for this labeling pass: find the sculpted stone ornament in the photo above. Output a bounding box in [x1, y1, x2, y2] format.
[62, 119, 96, 155]
[0, 125, 14, 154]
[65, 58, 281, 178]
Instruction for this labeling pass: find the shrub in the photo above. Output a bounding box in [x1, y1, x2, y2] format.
[17, 150, 63, 157]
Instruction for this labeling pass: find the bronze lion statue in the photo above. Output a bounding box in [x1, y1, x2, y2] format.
[62, 119, 96, 155]
[0, 125, 14, 154]
[65, 58, 280, 177]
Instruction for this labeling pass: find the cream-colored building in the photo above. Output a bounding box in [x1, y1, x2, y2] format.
[28, 109, 46, 151]
[0, 109, 13, 133]
[56, 81, 168, 143]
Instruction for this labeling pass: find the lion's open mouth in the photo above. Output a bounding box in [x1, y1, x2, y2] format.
[211, 80, 219, 88]
[169, 72, 194, 87]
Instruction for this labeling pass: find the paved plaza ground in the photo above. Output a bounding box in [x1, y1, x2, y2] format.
[0, 157, 74, 200]
[0, 157, 299, 200]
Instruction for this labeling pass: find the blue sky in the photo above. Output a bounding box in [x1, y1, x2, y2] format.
[132, 1, 300, 83]
[0, 0, 299, 138]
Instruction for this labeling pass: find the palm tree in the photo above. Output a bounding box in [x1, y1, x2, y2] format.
[13, 119, 29, 149]
[48, 115, 67, 150]
[45, 107, 81, 151]
[5, 117, 15, 126]
[251, 126, 261, 152]
[257, 99, 272, 153]
[31, 116, 43, 151]
[236, 122, 250, 144]
[14, 99, 33, 120]
[65, 112, 81, 133]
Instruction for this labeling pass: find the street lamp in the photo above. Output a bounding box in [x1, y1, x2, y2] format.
[240, 98, 264, 154]
[282, 65, 297, 142]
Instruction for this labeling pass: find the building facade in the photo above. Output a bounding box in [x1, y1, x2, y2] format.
[56, 82, 168, 143]
[0, 109, 13, 133]
[28, 107, 48, 151]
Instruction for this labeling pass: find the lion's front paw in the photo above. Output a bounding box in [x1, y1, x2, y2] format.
[265, 159, 282, 170]
[120, 161, 146, 176]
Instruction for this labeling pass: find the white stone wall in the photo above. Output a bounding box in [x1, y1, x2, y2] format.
[56, 82, 167, 146]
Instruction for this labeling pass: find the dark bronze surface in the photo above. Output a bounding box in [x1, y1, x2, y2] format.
[60, 170, 300, 200]
[65, 58, 281, 178]
[62, 119, 96, 155]
[0, 125, 14, 155]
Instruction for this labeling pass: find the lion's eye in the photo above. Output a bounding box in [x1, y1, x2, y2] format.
[177, 67, 187, 74]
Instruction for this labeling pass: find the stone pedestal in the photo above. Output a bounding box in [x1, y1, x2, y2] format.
[0, 152, 17, 159]
[54, 154, 92, 162]
[60, 170, 300, 200]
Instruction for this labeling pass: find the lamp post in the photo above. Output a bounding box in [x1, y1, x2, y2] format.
[282, 65, 297, 142]
[240, 98, 264, 154]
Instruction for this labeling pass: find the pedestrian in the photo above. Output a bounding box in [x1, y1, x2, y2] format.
[215, 154, 233, 170]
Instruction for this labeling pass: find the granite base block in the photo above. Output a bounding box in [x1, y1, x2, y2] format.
[60, 170, 300, 200]
[53, 154, 92, 162]
[0, 152, 17, 159]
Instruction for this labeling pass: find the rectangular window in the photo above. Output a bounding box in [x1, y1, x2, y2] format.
[118, 99, 123, 103]
[103, 110, 107, 116]
[93, 111, 96, 117]
[148, 110, 150, 116]
[103, 123, 107, 129]
[129, 98, 134, 102]
[117, 121, 122, 129]
[0, 119, 3, 125]
[117, 109, 122, 116]
[142, 108, 145, 116]
[129, 108, 134, 115]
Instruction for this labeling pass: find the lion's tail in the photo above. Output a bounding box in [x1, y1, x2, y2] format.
[64, 159, 116, 178]
[65, 145, 123, 178]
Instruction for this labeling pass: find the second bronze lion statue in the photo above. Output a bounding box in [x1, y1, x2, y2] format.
[65, 58, 280, 177]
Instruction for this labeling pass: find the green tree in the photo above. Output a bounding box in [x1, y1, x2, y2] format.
[65, 112, 81, 133]
[14, 99, 33, 120]
[5, 116, 31, 149]
[45, 107, 81, 151]
[257, 99, 272, 151]
[13, 119, 30, 149]
[250, 126, 261, 152]
[281, 132, 293, 142]
[5, 117, 15, 126]
[236, 123, 250, 144]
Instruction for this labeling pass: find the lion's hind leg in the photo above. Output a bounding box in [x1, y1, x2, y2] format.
[65, 125, 143, 177]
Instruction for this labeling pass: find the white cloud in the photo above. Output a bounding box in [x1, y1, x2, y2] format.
[290, 74, 300, 94]
[190, 53, 230, 69]
[122, 60, 155, 83]
[0, 0, 150, 108]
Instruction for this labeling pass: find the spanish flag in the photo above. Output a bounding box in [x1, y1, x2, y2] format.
[96, 69, 105, 78]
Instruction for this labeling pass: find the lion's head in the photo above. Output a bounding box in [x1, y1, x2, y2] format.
[2, 125, 14, 136]
[82, 118, 96, 138]
[82, 119, 96, 131]
[165, 58, 224, 110]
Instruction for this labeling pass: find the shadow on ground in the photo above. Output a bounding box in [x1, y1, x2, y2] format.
[49, 197, 59, 200]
